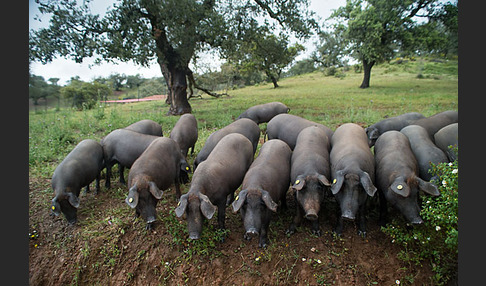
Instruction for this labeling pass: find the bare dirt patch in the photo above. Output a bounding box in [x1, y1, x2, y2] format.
[29, 175, 434, 285]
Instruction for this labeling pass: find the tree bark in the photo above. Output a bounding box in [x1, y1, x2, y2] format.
[360, 59, 375, 89]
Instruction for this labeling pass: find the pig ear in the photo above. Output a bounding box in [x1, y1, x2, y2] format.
[51, 197, 61, 216]
[148, 181, 164, 200]
[126, 184, 139, 209]
[317, 174, 332, 187]
[331, 170, 345, 195]
[180, 159, 191, 173]
[390, 177, 410, 197]
[292, 175, 306, 191]
[360, 171, 377, 197]
[261, 190, 278, 213]
[175, 193, 188, 217]
[199, 193, 217, 220]
[232, 189, 248, 213]
[417, 177, 440, 197]
[67, 192, 80, 208]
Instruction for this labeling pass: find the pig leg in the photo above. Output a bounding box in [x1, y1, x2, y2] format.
[105, 162, 112, 189]
[334, 209, 344, 236]
[378, 191, 388, 227]
[259, 212, 272, 248]
[174, 180, 181, 199]
[95, 173, 101, 194]
[286, 204, 304, 235]
[119, 164, 126, 185]
[356, 205, 367, 238]
[217, 203, 227, 242]
[310, 218, 321, 237]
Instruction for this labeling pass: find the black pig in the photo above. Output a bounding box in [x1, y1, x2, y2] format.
[175, 133, 254, 240]
[51, 139, 104, 224]
[266, 114, 333, 150]
[365, 112, 425, 147]
[236, 101, 290, 124]
[125, 119, 163, 136]
[193, 118, 259, 170]
[374, 131, 440, 225]
[101, 129, 159, 188]
[330, 123, 377, 237]
[169, 113, 198, 158]
[232, 139, 291, 248]
[287, 126, 332, 236]
[126, 137, 190, 230]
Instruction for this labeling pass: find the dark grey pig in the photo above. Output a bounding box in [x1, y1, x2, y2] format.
[50, 139, 104, 224]
[374, 131, 440, 225]
[365, 112, 425, 147]
[434, 123, 458, 162]
[193, 118, 260, 170]
[231, 139, 291, 248]
[330, 123, 377, 237]
[236, 101, 290, 124]
[266, 114, 333, 150]
[101, 129, 159, 188]
[126, 137, 190, 230]
[411, 110, 458, 141]
[286, 126, 332, 237]
[175, 133, 254, 240]
[125, 119, 163, 136]
[169, 113, 198, 158]
[400, 125, 449, 181]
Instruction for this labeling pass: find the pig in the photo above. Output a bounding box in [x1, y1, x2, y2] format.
[50, 139, 104, 224]
[286, 126, 332, 237]
[231, 139, 292, 248]
[169, 113, 198, 158]
[100, 129, 159, 188]
[236, 101, 290, 124]
[175, 133, 254, 240]
[124, 119, 164, 136]
[365, 112, 425, 147]
[410, 110, 458, 141]
[266, 114, 333, 150]
[330, 123, 377, 237]
[193, 118, 260, 171]
[434, 123, 458, 162]
[125, 137, 191, 230]
[400, 125, 449, 181]
[374, 131, 440, 225]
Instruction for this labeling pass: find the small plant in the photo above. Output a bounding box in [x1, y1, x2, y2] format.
[381, 148, 458, 285]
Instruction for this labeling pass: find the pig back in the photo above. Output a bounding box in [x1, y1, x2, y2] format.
[242, 139, 291, 199]
[267, 114, 333, 150]
[411, 110, 458, 139]
[170, 114, 198, 155]
[102, 129, 160, 168]
[125, 119, 163, 136]
[128, 137, 182, 190]
[374, 131, 418, 189]
[330, 123, 374, 176]
[193, 133, 254, 201]
[52, 139, 104, 193]
[291, 126, 330, 181]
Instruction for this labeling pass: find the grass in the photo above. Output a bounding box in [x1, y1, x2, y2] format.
[29, 58, 458, 284]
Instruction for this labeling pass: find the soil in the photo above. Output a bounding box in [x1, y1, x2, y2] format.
[29, 175, 436, 286]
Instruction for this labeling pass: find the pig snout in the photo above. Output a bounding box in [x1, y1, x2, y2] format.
[410, 216, 424, 225]
[244, 228, 259, 240]
[304, 209, 318, 221]
[189, 232, 201, 240]
[341, 210, 356, 221]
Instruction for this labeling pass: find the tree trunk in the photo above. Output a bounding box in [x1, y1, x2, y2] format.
[270, 75, 279, 88]
[360, 59, 375, 89]
[167, 67, 192, 115]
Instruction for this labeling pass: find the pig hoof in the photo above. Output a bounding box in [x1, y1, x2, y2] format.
[358, 230, 367, 239]
[311, 229, 322, 237]
[145, 223, 154, 231]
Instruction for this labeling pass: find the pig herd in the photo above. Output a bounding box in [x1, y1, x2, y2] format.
[49, 101, 458, 249]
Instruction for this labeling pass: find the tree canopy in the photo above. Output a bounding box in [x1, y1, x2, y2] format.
[329, 0, 457, 88]
[30, 0, 318, 114]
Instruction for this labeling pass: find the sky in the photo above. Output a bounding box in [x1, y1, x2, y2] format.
[29, 0, 346, 85]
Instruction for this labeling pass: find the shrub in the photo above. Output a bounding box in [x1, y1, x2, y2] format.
[381, 149, 458, 285]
